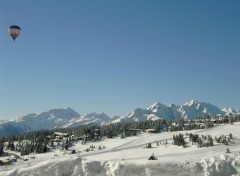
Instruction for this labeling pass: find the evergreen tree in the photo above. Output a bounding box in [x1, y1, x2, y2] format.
[8, 141, 15, 151]
[226, 148, 230, 153]
[65, 139, 69, 150]
[173, 134, 186, 147]
[146, 143, 152, 148]
[198, 138, 203, 148]
[0, 138, 4, 156]
[208, 136, 214, 146]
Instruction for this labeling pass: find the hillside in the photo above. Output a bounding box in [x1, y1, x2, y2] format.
[1, 122, 240, 176]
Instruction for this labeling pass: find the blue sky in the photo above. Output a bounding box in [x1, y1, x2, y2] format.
[0, 0, 240, 120]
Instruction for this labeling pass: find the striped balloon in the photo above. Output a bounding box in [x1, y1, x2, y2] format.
[8, 25, 21, 41]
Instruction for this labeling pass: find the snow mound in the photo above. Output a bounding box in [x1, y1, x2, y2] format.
[178, 154, 240, 176]
[2, 154, 240, 176]
[1, 157, 200, 176]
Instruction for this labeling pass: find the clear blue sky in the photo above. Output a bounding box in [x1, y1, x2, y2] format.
[1, 0, 240, 120]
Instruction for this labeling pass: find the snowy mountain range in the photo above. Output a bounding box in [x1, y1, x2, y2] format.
[0, 107, 80, 136]
[0, 100, 239, 136]
[113, 100, 229, 123]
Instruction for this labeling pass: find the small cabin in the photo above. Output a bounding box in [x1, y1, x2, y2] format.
[0, 159, 11, 166]
[148, 153, 158, 160]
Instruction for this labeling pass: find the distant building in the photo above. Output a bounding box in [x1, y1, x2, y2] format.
[54, 132, 70, 140]
[146, 129, 157, 133]
[0, 159, 11, 166]
[127, 129, 142, 135]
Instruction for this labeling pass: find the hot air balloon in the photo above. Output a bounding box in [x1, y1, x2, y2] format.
[8, 25, 21, 41]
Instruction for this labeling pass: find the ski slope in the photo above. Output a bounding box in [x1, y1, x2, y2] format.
[1, 122, 240, 176]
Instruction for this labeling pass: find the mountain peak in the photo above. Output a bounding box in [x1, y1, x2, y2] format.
[47, 107, 80, 120]
[147, 102, 167, 111]
[184, 100, 200, 107]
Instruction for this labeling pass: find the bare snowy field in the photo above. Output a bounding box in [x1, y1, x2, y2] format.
[1, 122, 240, 176]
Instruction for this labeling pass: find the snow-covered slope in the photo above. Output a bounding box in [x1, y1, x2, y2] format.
[148, 102, 175, 120]
[0, 107, 80, 136]
[113, 108, 157, 123]
[1, 122, 240, 176]
[113, 100, 225, 123]
[64, 112, 111, 128]
[179, 100, 224, 119]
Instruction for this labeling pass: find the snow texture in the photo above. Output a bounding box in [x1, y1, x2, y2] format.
[1, 155, 240, 176]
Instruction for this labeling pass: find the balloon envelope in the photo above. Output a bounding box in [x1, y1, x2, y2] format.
[8, 25, 21, 41]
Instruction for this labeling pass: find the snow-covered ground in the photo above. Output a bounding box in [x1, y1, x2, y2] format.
[1, 122, 240, 176]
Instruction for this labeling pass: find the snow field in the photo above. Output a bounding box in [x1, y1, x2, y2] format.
[1, 122, 240, 175]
